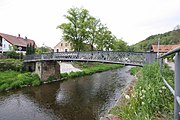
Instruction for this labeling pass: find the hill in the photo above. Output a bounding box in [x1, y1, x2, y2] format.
[130, 25, 180, 52]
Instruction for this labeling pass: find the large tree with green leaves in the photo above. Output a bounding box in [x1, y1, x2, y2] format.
[58, 7, 127, 52]
[57, 7, 91, 51]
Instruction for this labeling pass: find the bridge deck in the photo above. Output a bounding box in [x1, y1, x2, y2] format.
[23, 51, 157, 66]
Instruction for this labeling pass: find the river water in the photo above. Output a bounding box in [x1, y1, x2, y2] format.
[0, 66, 133, 120]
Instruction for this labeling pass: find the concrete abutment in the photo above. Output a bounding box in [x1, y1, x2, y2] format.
[24, 61, 60, 81]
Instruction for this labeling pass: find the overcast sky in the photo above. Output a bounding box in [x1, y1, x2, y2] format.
[0, 0, 180, 48]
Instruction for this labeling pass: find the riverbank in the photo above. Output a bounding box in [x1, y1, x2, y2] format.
[109, 62, 174, 120]
[0, 61, 123, 92]
[60, 62, 123, 80]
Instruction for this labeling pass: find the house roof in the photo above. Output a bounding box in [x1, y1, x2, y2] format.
[54, 39, 69, 48]
[152, 44, 180, 53]
[0, 32, 37, 47]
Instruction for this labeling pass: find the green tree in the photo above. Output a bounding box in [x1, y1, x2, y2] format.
[113, 39, 128, 51]
[58, 7, 91, 51]
[170, 25, 180, 44]
[26, 44, 30, 55]
[32, 43, 35, 54]
[35, 47, 49, 54]
[96, 25, 116, 51]
[87, 17, 102, 51]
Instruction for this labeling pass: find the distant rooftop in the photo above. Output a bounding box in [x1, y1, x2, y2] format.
[0, 32, 36, 47]
[152, 44, 180, 53]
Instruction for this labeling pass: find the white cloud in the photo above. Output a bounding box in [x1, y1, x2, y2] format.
[0, 0, 180, 47]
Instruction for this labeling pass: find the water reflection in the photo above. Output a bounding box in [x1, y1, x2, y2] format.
[0, 66, 133, 120]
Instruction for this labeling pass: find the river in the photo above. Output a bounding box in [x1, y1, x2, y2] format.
[0, 66, 134, 120]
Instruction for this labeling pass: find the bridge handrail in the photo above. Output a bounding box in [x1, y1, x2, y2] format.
[23, 51, 157, 66]
[160, 46, 180, 119]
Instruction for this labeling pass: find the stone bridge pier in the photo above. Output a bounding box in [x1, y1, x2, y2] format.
[24, 61, 60, 81]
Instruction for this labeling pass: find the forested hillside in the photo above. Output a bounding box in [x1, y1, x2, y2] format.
[130, 25, 180, 52]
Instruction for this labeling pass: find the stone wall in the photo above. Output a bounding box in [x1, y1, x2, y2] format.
[35, 61, 60, 81]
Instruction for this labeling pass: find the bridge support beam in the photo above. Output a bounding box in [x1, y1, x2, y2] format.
[23, 62, 36, 72]
[35, 61, 60, 81]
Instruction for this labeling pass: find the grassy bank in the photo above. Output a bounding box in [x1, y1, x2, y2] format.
[0, 71, 41, 91]
[0, 61, 123, 91]
[110, 62, 174, 120]
[129, 66, 142, 75]
[60, 62, 123, 79]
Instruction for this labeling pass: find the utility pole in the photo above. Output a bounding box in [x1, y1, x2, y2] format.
[157, 38, 160, 57]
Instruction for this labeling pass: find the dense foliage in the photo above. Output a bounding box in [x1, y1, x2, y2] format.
[35, 46, 50, 54]
[26, 43, 35, 55]
[58, 7, 128, 52]
[110, 62, 174, 119]
[130, 25, 180, 52]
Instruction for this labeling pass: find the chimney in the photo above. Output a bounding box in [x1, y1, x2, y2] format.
[25, 36, 27, 40]
[18, 34, 20, 38]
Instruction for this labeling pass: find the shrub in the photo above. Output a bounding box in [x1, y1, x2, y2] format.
[32, 80, 41, 86]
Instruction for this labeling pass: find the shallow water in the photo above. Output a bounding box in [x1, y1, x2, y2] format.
[0, 66, 133, 120]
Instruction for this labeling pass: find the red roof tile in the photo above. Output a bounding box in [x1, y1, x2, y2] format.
[152, 44, 180, 53]
[0, 32, 37, 47]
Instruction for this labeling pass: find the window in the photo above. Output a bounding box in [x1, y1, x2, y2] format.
[70, 43, 72, 46]
[4, 44, 5, 48]
[65, 43, 68, 47]
[65, 49, 67, 52]
[56, 49, 59, 52]
[0, 36, 2, 46]
[61, 43, 63, 46]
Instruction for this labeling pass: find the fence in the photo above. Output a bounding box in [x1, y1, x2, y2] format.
[160, 46, 180, 120]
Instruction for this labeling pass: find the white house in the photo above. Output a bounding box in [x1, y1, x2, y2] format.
[0, 33, 37, 54]
[54, 39, 73, 52]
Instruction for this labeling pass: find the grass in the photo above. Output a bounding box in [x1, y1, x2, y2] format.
[60, 62, 123, 79]
[129, 66, 142, 75]
[110, 62, 174, 120]
[0, 71, 41, 91]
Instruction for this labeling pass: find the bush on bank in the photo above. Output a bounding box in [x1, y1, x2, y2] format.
[110, 62, 174, 120]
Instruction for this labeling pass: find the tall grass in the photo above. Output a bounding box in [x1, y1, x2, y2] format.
[0, 71, 41, 91]
[110, 62, 174, 120]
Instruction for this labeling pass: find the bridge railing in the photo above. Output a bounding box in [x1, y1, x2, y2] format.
[23, 51, 157, 66]
[160, 46, 180, 119]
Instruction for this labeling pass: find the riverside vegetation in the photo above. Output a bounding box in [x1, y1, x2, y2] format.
[0, 59, 123, 91]
[60, 62, 123, 80]
[110, 62, 174, 119]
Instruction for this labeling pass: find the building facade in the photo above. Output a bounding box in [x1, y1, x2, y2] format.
[0, 33, 37, 54]
[54, 40, 73, 52]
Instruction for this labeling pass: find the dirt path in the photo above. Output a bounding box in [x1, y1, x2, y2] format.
[59, 62, 82, 73]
